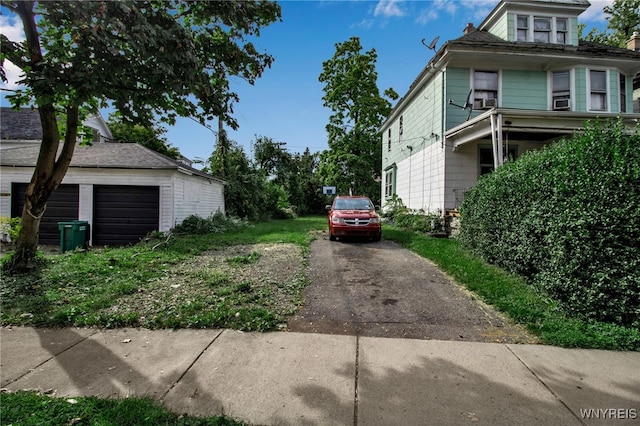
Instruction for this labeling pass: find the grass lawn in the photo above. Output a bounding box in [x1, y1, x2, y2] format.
[2, 217, 638, 423]
[0, 391, 243, 425]
[2, 215, 638, 352]
[383, 226, 640, 351]
[1, 217, 327, 331]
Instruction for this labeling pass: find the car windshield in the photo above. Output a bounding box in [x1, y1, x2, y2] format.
[334, 198, 373, 210]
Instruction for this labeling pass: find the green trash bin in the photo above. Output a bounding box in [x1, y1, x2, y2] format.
[58, 220, 88, 253]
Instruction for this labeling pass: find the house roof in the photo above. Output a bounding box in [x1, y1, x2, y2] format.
[0, 107, 43, 140]
[382, 29, 640, 128]
[0, 142, 225, 183]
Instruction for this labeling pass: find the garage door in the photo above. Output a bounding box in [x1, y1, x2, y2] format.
[93, 185, 159, 246]
[11, 183, 79, 245]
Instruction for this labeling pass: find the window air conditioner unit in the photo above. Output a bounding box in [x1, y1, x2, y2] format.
[481, 98, 497, 109]
[553, 99, 570, 110]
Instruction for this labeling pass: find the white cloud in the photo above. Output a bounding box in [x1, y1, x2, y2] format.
[0, 14, 26, 90]
[580, 0, 614, 22]
[0, 14, 25, 42]
[374, 0, 406, 18]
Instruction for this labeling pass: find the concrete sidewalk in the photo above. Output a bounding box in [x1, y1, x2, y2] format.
[1, 327, 638, 425]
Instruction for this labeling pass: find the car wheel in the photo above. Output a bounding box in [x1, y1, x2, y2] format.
[329, 233, 336, 241]
[373, 235, 381, 242]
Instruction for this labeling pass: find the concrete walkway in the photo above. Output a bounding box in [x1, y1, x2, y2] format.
[1, 327, 638, 425]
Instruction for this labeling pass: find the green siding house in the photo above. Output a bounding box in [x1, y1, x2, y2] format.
[381, 0, 640, 214]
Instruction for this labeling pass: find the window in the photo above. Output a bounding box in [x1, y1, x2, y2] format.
[479, 146, 518, 176]
[556, 18, 568, 44]
[399, 115, 404, 143]
[517, 15, 528, 41]
[385, 170, 394, 198]
[620, 74, 627, 113]
[552, 70, 570, 110]
[387, 128, 391, 151]
[474, 70, 498, 108]
[534, 17, 551, 43]
[516, 15, 569, 45]
[590, 70, 607, 111]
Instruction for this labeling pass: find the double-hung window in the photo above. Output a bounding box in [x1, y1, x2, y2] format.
[552, 70, 571, 110]
[517, 15, 569, 45]
[385, 170, 394, 198]
[533, 17, 551, 43]
[474, 70, 498, 108]
[517, 15, 528, 41]
[556, 18, 568, 44]
[589, 70, 607, 111]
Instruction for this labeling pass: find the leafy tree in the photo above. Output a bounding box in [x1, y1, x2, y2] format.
[317, 37, 398, 204]
[253, 137, 325, 215]
[208, 140, 264, 219]
[579, 0, 640, 47]
[107, 115, 180, 159]
[0, 0, 281, 271]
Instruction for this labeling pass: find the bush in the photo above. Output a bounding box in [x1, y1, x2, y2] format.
[172, 212, 251, 235]
[382, 196, 444, 234]
[459, 119, 640, 328]
[0, 217, 22, 243]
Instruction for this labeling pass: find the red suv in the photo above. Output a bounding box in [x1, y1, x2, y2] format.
[326, 195, 382, 241]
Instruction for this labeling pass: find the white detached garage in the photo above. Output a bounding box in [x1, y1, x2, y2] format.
[1, 143, 225, 246]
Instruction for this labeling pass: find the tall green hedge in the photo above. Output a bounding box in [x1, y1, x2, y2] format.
[459, 120, 639, 328]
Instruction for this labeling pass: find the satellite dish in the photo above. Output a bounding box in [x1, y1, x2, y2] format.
[463, 89, 472, 109]
[448, 89, 474, 121]
[421, 36, 440, 51]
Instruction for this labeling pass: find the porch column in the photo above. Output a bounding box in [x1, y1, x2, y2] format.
[490, 113, 504, 170]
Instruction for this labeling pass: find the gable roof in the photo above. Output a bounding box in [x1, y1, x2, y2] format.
[0, 143, 225, 183]
[0, 107, 43, 140]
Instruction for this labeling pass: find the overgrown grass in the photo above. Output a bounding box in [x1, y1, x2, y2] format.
[384, 226, 640, 351]
[0, 391, 243, 425]
[0, 217, 326, 331]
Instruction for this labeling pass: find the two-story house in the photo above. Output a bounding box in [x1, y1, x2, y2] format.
[380, 0, 640, 215]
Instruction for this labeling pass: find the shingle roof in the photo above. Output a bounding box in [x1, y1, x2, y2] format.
[0, 143, 224, 182]
[445, 29, 640, 60]
[383, 29, 640, 127]
[0, 107, 42, 140]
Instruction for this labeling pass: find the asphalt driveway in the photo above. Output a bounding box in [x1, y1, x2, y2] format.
[287, 233, 537, 343]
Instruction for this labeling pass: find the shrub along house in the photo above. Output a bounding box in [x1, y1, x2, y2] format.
[380, 0, 640, 214]
[0, 108, 225, 246]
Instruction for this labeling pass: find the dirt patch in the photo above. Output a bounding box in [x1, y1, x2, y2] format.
[97, 243, 306, 325]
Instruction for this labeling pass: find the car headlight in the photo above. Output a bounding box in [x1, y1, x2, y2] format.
[332, 217, 344, 224]
[369, 217, 381, 224]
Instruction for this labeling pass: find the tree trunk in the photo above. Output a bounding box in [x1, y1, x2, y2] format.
[6, 106, 79, 272]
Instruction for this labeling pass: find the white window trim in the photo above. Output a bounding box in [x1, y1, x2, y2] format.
[587, 68, 610, 112]
[514, 13, 571, 45]
[471, 69, 502, 108]
[548, 68, 575, 110]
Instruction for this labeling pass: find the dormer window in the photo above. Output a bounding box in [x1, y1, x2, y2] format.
[534, 17, 551, 43]
[514, 14, 570, 45]
[517, 15, 528, 41]
[556, 18, 568, 44]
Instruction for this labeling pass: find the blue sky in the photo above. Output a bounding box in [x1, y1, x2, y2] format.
[1, 0, 613, 166]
